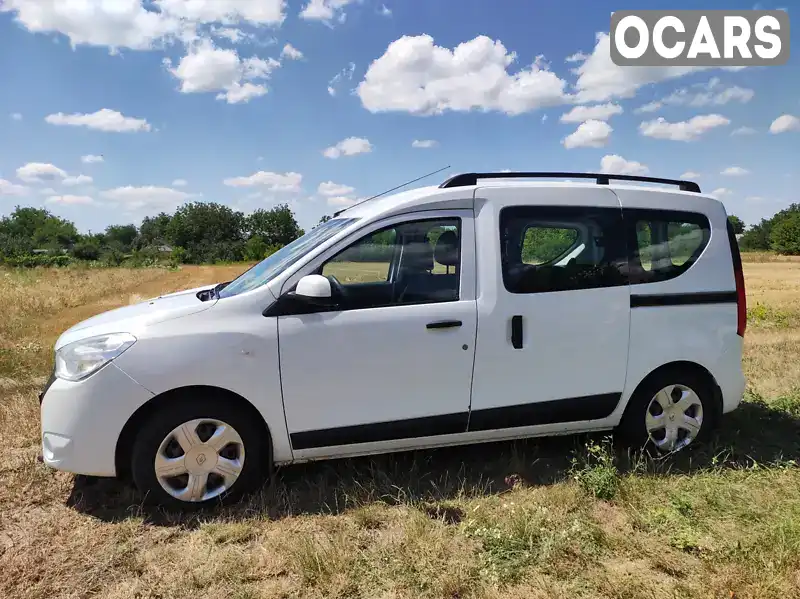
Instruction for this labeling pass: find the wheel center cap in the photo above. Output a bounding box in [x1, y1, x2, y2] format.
[184, 445, 218, 475]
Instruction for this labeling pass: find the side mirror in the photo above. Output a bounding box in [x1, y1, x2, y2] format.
[290, 274, 336, 307]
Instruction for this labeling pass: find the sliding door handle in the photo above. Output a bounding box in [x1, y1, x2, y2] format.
[426, 320, 463, 330]
[511, 315, 523, 349]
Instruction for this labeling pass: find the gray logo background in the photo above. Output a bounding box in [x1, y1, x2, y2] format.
[610, 10, 790, 67]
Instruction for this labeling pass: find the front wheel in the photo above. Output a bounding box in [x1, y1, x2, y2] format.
[130, 397, 269, 510]
[617, 370, 717, 454]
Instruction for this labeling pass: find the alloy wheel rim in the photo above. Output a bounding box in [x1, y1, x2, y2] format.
[645, 384, 703, 453]
[154, 418, 245, 502]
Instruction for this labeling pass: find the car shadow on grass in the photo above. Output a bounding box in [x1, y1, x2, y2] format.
[66, 398, 800, 526]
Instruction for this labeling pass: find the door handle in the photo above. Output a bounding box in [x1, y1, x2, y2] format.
[511, 315, 523, 349]
[426, 320, 463, 330]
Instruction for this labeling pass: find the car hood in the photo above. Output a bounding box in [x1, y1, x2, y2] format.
[55, 285, 217, 350]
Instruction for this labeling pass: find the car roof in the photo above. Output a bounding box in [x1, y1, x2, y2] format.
[338, 180, 725, 223]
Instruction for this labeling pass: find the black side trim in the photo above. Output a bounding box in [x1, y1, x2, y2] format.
[290, 412, 469, 450]
[631, 291, 737, 308]
[290, 394, 622, 449]
[468, 393, 621, 432]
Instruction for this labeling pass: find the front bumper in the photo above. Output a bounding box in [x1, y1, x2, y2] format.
[40, 362, 154, 477]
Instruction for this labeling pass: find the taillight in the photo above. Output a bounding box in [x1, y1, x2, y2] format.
[734, 264, 746, 337]
[727, 219, 746, 337]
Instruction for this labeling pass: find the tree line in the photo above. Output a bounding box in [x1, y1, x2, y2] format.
[0, 203, 305, 267]
[1, 202, 798, 268]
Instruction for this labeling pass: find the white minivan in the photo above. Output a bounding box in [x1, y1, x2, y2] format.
[40, 172, 747, 509]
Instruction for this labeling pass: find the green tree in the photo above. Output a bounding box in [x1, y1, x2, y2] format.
[71, 241, 101, 261]
[727, 214, 745, 235]
[769, 210, 800, 255]
[166, 202, 246, 263]
[105, 224, 138, 252]
[0, 206, 78, 249]
[247, 204, 303, 247]
[136, 212, 172, 248]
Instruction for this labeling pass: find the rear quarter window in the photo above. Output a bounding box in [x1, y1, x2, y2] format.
[626, 209, 711, 284]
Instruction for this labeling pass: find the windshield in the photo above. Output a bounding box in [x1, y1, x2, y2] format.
[219, 218, 358, 299]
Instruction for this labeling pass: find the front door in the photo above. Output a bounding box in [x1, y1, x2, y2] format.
[469, 186, 630, 433]
[278, 211, 478, 458]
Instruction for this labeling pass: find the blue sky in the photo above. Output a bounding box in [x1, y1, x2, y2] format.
[0, 0, 797, 234]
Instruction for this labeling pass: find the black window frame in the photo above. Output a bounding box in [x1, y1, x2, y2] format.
[313, 216, 463, 311]
[499, 205, 629, 295]
[624, 208, 711, 285]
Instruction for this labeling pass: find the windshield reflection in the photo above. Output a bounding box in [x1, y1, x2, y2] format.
[218, 218, 358, 298]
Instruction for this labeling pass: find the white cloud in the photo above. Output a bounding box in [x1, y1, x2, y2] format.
[680, 171, 701, 179]
[318, 181, 355, 196]
[571, 33, 707, 103]
[379, 4, 392, 16]
[565, 51, 588, 63]
[62, 174, 93, 186]
[46, 194, 94, 205]
[600, 154, 649, 176]
[559, 103, 622, 123]
[281, 43, 303, 60]
[39, 188, 57, 196]
[562, 120, 612, 149]
[635, 101, 663, 114]
[223, 171, 303, 191]
[16, 162, 68, 183]
[411, 139, 438, 148]
[10, 112, 22, 121]
[155, 0, 286, 26]
[357, 35, 568, 115]
[731, 126, 757, 136]
[45, 108, 151, 132]
[721, 166, 749, 176]
[81, 154, 104, 164]
[172, 179, 188, 187]
[710, 188, 732, 198]
[300, 0, 357, 22]
[0, 178, 28, 196]
[101, 185, 196, 210]
[769, 114, 800, 134]
[167, 41, 281, 104]
[0, 0, 183, 51]
[660, 82, 754, 108]
[328, 62, 355, 96]
[639, 114, 730, 141]
[323, 137, 372, 159]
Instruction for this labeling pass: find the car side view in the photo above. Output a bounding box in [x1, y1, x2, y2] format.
[40, 171, 747, 509]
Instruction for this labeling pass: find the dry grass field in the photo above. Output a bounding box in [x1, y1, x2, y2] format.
[1, 258, 799, 599]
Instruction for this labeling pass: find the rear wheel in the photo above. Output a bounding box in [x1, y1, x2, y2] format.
[618, 370, 717, 454]
[131, 397, 269, 509]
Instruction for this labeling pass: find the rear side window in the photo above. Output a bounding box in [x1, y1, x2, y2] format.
[500, 206, 628, 294]
[626, 209, 711, 284]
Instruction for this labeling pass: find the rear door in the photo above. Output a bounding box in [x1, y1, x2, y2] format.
[469, 186, 630, 433]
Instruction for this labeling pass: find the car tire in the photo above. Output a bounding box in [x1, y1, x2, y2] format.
[617, 369, 718, 454]
[130, 396, 270, 510]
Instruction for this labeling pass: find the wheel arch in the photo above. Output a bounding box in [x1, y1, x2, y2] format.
[115, 385, 272, 480]
[624, 360, 723, 421]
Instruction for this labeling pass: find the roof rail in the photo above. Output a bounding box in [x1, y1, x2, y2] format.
[439, 172, 701, 193]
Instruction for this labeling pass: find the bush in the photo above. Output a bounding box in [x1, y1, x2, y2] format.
[100, 249, 125, 266]
[570, 438, 619, 500]
[1, 254, 71, 267]
[71, 241, 101, 261]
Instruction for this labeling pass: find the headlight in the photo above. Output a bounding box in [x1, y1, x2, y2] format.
[55, 333, 137, 382]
